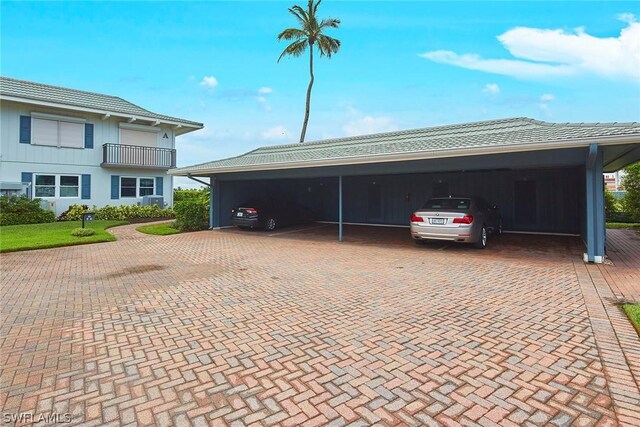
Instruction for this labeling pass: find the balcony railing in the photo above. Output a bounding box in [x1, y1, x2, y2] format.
[101, 143, 176, 169]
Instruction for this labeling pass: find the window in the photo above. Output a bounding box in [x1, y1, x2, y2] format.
[34, 174, 80, 198]
[120, 177, 137, 198]
[139, 178, 154, 196]
[422, 198, 471, 210]
[120, 128, 158, 147]
[59, 176, 79, 198]
[35, 175, 56, 197]
[31, 117, 84, 148]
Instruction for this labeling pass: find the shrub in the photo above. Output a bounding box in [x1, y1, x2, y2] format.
[173, 199, 209, 231]
[91, 204, 174, 221]
[622, 162, 640, 221]
[605, 190, 621, 222]
[0, 195, 56, 226]
[71, 227, 96, 237]
[174, 187, 210, 203]
[58, 204, 90, 221]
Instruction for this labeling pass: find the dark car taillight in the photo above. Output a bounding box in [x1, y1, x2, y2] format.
[246, 208, 258, 214]
[410, 214, 423, 222]
[453, 215, 473, 224]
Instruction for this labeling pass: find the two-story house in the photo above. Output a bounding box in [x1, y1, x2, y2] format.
[0, 76, 203, 214]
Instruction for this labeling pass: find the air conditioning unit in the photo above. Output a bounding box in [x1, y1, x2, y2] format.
[40, 200, 55, 212]
[142, 196, 164, 207]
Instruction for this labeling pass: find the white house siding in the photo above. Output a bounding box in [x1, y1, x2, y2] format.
[0, 100, 175, 215]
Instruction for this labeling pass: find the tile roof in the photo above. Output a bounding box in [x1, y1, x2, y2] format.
[172, 117, 640, 175]
[0, 76, 203, 129]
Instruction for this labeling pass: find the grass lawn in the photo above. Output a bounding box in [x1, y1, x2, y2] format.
[606, 222, 640, 230]
[0, 220, 127, 253]
[136, 223, 180, 236]
[622, 304, 640, 335]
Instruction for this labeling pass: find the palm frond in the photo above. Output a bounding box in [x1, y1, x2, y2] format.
[289, 5, 310, 28]
[312, 0, 322, 17]
[319, 18, 340, 29]
[316, 34, 341, 58]
[277, 28, 306, 41]
[277, 39, 308, 62]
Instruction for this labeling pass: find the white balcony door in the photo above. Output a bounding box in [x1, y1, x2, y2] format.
[120, 129, 158, 165]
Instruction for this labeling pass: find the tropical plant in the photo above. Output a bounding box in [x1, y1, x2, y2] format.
[278, 0, 340, 142]
[0, 195, 55, 226]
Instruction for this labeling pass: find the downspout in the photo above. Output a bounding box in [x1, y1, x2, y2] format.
[187, 173, 215, 230]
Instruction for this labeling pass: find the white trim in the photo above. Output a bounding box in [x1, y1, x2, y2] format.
[31, 111, 86, 123]
[0, 94, 203, 132]
[583, 253, 605, 263]
[171, 134, 640, 176]
[118, 122, 162, 132]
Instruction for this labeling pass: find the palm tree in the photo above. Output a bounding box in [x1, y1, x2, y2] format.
[278, 0, 340, 143]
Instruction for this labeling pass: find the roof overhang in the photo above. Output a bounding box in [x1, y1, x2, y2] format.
[171, 134, 640, 177]
[0, 95, 203, 136]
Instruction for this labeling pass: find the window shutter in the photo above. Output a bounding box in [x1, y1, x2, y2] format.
[81, 174, 91, 200]
[111, 175, 120, 200]
[156, 177, 163, 196]
[19, 116, 31, 144]
[84, 123, 94, 148]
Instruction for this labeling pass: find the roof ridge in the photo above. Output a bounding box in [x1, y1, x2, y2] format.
[251, 117, 537, 154]
[0, 76, 127, 102]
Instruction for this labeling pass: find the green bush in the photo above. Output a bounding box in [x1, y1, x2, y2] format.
[174, 186, 210, 203]
[91, 204, 174, 221]
[71, 227, 96, 237]
[173, 199, 209, 231]
[0, 195, 56, 226]
[58, 204, 90, 221]
[622, 162, 640, 220]
[605, 190, 622, 222]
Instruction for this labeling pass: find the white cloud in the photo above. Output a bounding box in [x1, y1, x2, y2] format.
[258, 87, 273, 94]
[199, 76, 219, 89]
[420, 14, 640, 82]
[261, 125, 289, 140]
[257, 96, 271, 112]
[482, 83, 500, 95]
[538, 93, 556, 116]
[343, 115, 398, 137]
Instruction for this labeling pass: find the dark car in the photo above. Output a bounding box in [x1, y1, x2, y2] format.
[231, 198, 313, 231]
[410, 196, 502, 248]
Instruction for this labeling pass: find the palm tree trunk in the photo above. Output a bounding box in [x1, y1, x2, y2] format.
[299, 45, 314, 143]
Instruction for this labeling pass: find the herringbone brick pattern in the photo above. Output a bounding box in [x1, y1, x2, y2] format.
[0, 224, 636, 426]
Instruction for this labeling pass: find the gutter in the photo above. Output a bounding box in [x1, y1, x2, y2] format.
[169, 134, 640, 176]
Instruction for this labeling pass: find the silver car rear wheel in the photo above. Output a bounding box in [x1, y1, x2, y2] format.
[474, 225, 487, 249]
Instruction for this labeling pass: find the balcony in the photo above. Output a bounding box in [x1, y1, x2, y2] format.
[101, 143, 176, 169]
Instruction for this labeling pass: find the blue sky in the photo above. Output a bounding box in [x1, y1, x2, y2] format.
[2, 1, 639, 187]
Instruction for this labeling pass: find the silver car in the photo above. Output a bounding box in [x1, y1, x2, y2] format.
[410, 197, 502, 249]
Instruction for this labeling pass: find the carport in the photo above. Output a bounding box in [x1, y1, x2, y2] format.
[171, 118, 640, 263]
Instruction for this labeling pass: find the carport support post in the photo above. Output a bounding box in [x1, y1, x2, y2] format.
[338, 175, 343, 242]
[585, 144, 605, 263]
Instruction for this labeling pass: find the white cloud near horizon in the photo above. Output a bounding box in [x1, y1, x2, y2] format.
[258, 87, 273, 94]
[482, 83, 500, 95]
[342, 115, 398, 137]
[420, 14, 640, 82]
[199, 76, 219, 89]
[538, 93, 556, 116]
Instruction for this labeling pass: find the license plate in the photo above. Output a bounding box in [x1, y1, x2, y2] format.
[237, 212, 244, 217]
[430, 218, 445, 225]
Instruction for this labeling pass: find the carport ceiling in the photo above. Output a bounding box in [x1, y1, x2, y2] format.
[171, 117, 640, 177]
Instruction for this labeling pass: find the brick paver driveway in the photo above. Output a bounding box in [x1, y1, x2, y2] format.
[1, 224, 639, 426]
